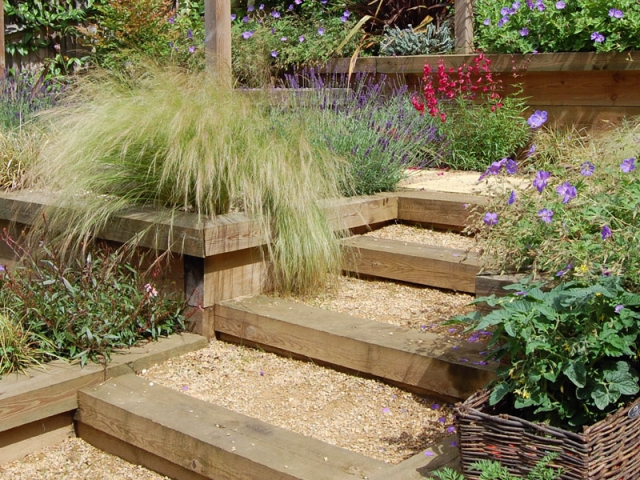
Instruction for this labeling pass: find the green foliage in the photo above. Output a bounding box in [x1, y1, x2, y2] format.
[438, 95, 530, 171]
[474, 0, 640, 54]
[293, 72, 441, 195]
[30, 65, 347, 295]
[84, 0, 205, 72]
[379, 22, 454, 56]
[430, 453, 562, 480]
[472, 120, 640, 288]
[231, 1, 360, 87]
[453, 276, 640, 430]
[0, 232, 185, 371]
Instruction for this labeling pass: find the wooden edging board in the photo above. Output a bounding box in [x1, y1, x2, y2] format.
[0, 333, 207, 464]
[76, 373, 390, 480]
[214, 296, 495, 402]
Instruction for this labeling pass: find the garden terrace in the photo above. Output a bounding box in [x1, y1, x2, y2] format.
[0, 183, 506, 477]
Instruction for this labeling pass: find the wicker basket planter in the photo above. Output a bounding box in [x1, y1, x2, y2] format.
[455, 389, 640, 480]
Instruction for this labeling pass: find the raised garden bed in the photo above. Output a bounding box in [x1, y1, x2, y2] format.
[323, 52, 640, 128]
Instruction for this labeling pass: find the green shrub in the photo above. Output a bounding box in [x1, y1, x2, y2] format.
[379, 22, 454, 56]
[0, 232, 185, 371]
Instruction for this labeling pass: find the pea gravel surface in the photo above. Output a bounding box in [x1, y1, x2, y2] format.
[0, 437, 169, 480]
[141, 339, 457, 465]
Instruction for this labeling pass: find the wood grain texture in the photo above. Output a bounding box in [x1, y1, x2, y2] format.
[323, 194, 398, 231]
[342, 236, 481, 293]
[0, 334, 206, 434]
[396, 191, 488, 231]
[76, 374, 389, 480]
[214, 296, 495, 400]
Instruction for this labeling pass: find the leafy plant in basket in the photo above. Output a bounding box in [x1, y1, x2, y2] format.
[411, 53, 530, 171]
[452, 274, 640, 431]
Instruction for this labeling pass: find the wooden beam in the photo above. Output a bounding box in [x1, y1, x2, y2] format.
[342, 236, 481, 293]
[454, 0, 473, 54]
[0, 333, 206, 434]
[214, 296, 495, 400]
[396, 191, 488, 231]
[76, 374, 390, 480]
[204, 0, 232, 86]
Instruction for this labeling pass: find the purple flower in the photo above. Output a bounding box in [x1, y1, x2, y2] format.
[259, 3, 264, 9]
[187, 29, 193, 39]
[556, 182, 577, 203]
[488, 158, 507, 174]
[288, 4, 294, 10]
[299, 35, 305, 42]
[280, 36, 287, 41]
[555, 1, 565, 8]
[527, 144, 536, 157]
[230, 13, 237, 20]
[483, 212, 499, 226]
[556, 262, 573, 277]
[242, 15, 250, 22]
[424, 450, 435, 457]
[498, 16, 510, 27]
[271, 50, 278, 57]
[242, 30, 254, 39]
[520, 28, 529, 36]
[609, 9, 624, 19]
[601, 225, 612, 240]
[295, 0, 303, 4]
[248, 5, 255, 11]
[535, 0, 545, 11]
[580, 161, 595, 176]
[340, 15, 348, 22]
[271, 11, 281, 18]
[484, 18, 491, 26]
[438, 417, 446, 423]
[450, 440, 458, 447]
[382, 407, 390, 413]
[432, 403, 441, 410]
[515, 291, 527, 296]
[591, 32, 605, 43]
[447, 426, 456, 433]
[501, 6, 511, 15]
[527, 110, 548, 129]
[513, 1, 521, 9]
[168, 16, 175, 24]
[271, 27, 275, 34]
[615, 305, 625, 314]
[318, 27, 325, 35]
[508, 190, 517, 205]
[506, 158, 517, 174]
[533, 170, 551, 192]
[621, 157, 636, 173]
[538, 208, 554, 224]
[343, 9, 351, 18]
[188, 45, 196, 53]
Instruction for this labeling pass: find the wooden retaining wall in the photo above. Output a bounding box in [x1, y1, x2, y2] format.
[323, 52, 640, 129]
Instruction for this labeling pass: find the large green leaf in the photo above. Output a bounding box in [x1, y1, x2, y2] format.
[563, 361, 587, 388]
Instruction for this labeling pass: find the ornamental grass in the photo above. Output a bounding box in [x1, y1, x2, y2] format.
[30, 64, 348, 295]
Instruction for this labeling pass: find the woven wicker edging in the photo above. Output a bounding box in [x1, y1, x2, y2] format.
[455, 389, 640, 480]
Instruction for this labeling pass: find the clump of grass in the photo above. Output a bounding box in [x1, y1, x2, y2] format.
[31, 64, 347, 294]
[0, 128, 43, 191]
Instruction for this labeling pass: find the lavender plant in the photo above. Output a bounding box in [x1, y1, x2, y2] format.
[286, 70, 442, 195]
[474, 0, 640, 53]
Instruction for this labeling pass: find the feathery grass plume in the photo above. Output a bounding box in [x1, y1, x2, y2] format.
[31, 65, 347, 294]
[0, 127, 43, 191]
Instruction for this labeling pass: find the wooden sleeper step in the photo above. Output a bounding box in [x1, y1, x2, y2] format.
[76, 374, 390, 480]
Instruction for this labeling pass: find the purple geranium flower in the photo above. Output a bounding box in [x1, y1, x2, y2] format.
[248, 5, 255, 11]
[299, 35, 305, 42]
[580, 161, 595, 176]
[498, 16, 510, 27]
[591, 32, 605, 43]
[288, 4, 294, 10]
[259, 3, 264, 9]
[621, 157, 636, 173]
[188, 45, 196, 53]
[555, 1, 565, 8]
[484, 18, 491, 26]
[556, 182, 577, 203]
[343, 9, 351, 17]
[242, 30, 254, 39]
[506, 158, 517, 174]
[501, 6, 511, 15]
[556, 262, 573, 277]
[271, 50, 278, 57]
[168, 16, 175, 24]
[535, 0, 545, 11]
[230, 13, 237, 20]
[318, 27, 325, 35]
[508, 190, 517, 205]
[527, 144, 536, 157]
[527, 110, 548, 129]
[538, 208, 554, 223]
[187, 29, 193, 39]
[533, 170, 551, 192]
[601, 225, 612, 240]
[609, 9, 624, 19]
[483, 212, 499, 226]
[520, 28, 529, 36]
[271, 10, 281, 18]
[295, 0, 303, 4]
[488, 158, 507, 175]
[242, 15, 249, 22]
[615, 305, 625, 314]
[280, 36, 288, 41]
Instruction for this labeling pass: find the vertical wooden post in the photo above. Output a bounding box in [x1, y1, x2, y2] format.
[204, 0, 232, 86]
[0, 0, 5, 79]
[454, 0, 474, 54]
